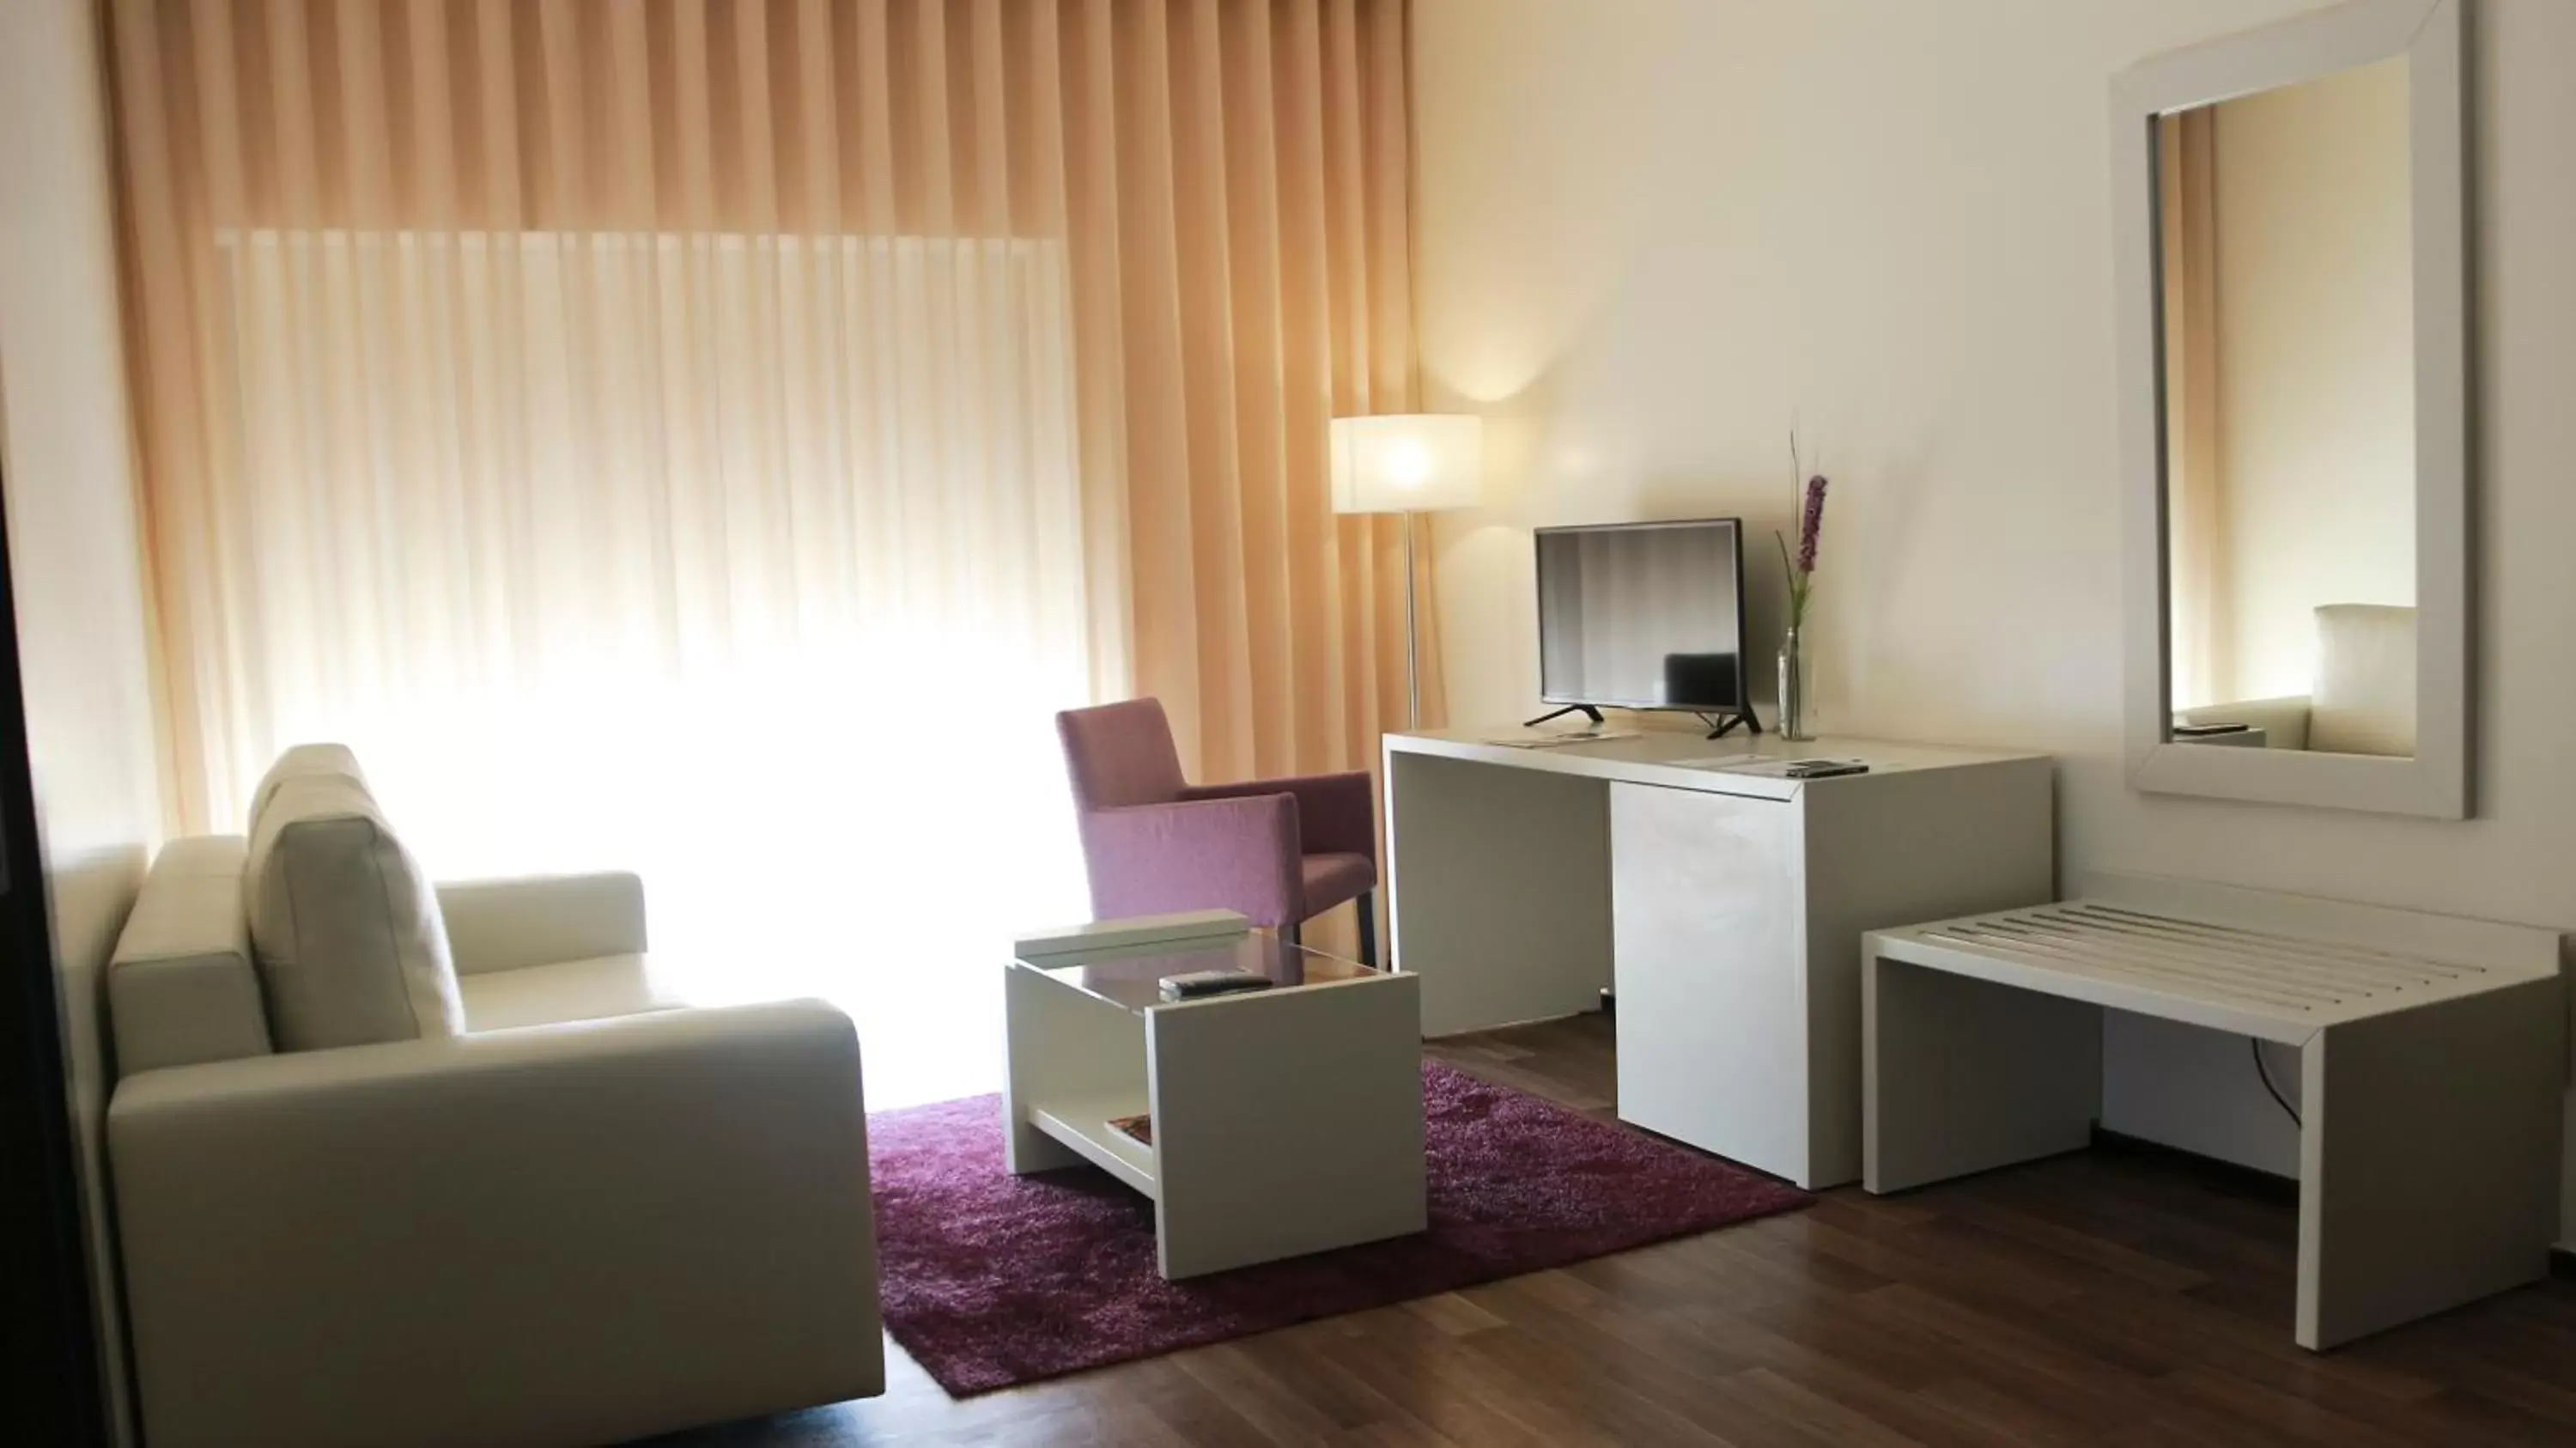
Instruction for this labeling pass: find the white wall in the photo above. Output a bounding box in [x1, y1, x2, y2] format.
[2210, 54, 2416, 702]
[1414, 0, 2576, 1228]
[1, 1, 167, 1439]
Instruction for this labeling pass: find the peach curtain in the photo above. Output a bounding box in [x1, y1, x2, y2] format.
[103, 0, 1433, 844]
[2159, 107, 2228, 709]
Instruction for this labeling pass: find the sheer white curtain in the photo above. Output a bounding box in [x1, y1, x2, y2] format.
[212, 226, 1097, 1102]
[108, 0, 1428, 1102]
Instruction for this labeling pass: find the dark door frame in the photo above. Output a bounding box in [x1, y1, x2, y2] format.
[0, 453, 113, 1446]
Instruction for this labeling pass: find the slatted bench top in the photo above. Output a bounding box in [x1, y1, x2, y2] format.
[1868, 877, 2562, 1045]
[1863, 872, 2567, 1352]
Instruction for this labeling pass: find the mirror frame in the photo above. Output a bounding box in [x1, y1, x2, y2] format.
[2114, 0, 2469, 818]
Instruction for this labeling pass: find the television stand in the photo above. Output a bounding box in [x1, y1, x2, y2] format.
[1702, 708, 1763, 740]
[1522, 703, 1605, 729]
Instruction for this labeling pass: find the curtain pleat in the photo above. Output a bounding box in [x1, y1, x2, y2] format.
[106, 1, 1431, 972]
[2160, 108, 2227, 709]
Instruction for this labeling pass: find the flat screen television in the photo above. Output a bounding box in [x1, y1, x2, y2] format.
[1533, 518, 1757, 735]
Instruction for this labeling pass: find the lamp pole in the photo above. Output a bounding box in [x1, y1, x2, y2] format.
[1327, 413, 1480, 734]
[1403, 509, 1421, 730]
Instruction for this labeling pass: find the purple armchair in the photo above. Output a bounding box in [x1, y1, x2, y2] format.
[1056, 698, 1380, 965]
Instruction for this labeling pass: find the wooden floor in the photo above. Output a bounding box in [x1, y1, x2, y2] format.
[648, 1014, 2576, 1447]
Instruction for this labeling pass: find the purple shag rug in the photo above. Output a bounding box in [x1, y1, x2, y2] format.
[868, 1061, 1812, 1395]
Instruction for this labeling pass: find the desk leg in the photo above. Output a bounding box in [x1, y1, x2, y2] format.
[1387, 751, 1613, 1036]
[1863, 952, 2100, 1194]
[2296, 978, 2563, 1349]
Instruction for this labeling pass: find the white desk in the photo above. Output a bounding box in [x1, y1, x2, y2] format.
[1384, 726, 2053, 1187]
[1865, 873, 2565, 1348]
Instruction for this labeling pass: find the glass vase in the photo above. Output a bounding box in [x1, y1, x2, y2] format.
[1777, 623, 1813, 741]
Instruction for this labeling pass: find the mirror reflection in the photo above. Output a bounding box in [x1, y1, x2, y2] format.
[2159, 55, 2416, 758]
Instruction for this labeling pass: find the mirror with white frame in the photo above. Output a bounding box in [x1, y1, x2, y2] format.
[2114, 0, 2469, 818]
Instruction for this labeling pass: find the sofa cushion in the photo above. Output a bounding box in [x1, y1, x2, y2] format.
[455, 953, 685, 1032]
[2308, 604, 2416, 757]
[244, 768, 466, 1049]
[108, 836, 273, 1076]
[246, 741, 369, 833]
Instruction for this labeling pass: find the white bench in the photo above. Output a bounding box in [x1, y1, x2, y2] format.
[1863, 872, 2564, 1349]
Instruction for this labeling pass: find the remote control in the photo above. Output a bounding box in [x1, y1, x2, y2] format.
[1158, 969, 1274, 1001]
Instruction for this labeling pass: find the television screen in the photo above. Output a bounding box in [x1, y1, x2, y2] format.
[1535, 520, 1747, 711]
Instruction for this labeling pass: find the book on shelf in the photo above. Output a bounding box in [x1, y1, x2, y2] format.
[1109, 1113, 1153, 1147]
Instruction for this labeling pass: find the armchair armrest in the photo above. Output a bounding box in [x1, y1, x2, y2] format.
[1079, 794, 1302, 928]
[107, 1001, 881, 1448]
[1184, 770, 1377, 860]
[436, 871, 647, 975]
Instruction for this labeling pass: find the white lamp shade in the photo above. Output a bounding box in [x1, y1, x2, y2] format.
[1329, 414, 1485, 514]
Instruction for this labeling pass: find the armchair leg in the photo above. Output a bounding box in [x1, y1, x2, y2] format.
[1355, 890, 1379, 969]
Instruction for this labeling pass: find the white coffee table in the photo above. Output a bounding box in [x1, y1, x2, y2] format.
[1003, 911, 1426, 1279]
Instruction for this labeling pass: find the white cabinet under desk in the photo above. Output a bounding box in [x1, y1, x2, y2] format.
[1384, 727, 2053, 1188]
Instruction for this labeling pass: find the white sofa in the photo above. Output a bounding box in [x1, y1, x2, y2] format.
[103, 746, 883, 1448]
[2176, 602, 2416, 757]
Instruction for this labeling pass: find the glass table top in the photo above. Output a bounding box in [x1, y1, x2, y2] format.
[1013, 930, 1381, 1013]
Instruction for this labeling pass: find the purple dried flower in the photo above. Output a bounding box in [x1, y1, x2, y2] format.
[1795, 475, 1827, 575]
[1777, 428, 1831, 630]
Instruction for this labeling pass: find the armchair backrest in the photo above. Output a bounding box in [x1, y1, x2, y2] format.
[1057, 698, 1189, 809]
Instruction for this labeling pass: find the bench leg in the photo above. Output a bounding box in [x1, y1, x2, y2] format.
[2297, 977, 2563, 1349]
[1864, 952, 2102, 1194]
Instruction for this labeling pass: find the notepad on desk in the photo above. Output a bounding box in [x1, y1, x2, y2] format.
[1683, 757, 1871, 780]
[1478, 727, 1642, 749]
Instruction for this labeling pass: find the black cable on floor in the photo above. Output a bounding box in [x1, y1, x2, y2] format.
[2251, 1037, 2300, 1128]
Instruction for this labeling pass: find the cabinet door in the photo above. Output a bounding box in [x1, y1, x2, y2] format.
[1609, 782, 1807, 1181]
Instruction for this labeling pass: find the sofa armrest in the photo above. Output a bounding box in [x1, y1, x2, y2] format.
[108, 1001, 881, 1448]
[1184, 770, 1377, 861]
[110, 836, 271, 1074]
[1078, 794, 1302, 928]
[435, 871, 647, 976]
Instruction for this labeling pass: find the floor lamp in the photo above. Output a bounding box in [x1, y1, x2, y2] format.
[1329, 415, 1485, 730]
